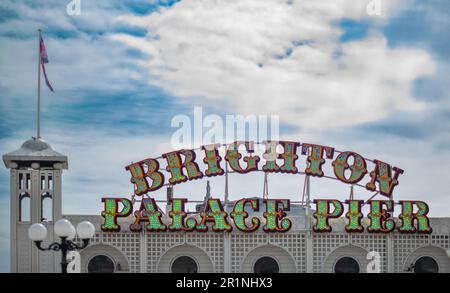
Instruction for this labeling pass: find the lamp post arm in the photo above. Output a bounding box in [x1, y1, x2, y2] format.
[67, 239, 90, 250]
[33, 238, 90, 273]
[34, 241, 63, 252]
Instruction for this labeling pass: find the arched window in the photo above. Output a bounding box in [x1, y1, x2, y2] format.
[414, 256, 439, 273]
[88, 255, 115, 273]
[171, 256, 198, 273]
[253, 257, 280, 273]
[41, 192, 53, 222]
[19, 192, 30, 222]
[334, 257, 360, 273]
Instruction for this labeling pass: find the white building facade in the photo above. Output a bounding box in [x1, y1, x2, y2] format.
[4, 138, 450, 273]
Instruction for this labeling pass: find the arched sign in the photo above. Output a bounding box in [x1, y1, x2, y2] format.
[100, 141, 432, 234]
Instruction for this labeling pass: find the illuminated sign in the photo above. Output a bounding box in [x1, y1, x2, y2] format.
[100, 141, 432, 234]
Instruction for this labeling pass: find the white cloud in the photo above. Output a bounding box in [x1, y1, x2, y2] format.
[0, 0, 148, 120]
[112, 0, 435, 132]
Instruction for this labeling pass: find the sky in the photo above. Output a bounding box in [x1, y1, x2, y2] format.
[0, 0, 449, 272]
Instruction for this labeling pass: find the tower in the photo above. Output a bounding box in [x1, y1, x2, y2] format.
[3, 137, 68, 273]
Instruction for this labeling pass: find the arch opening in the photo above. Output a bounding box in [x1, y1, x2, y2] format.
[414, 256, 439, 274]
[334, 257, 360, 274]
[41, 192, 52, 222]
[87, 255, 115, 273]
[253, 256, 279, 273]
[19, 192, 30, 222]
[171, 256, 198, 273]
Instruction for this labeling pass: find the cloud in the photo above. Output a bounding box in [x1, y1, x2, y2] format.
[0, 0, 174, 142]
[111, 0, 435, 132]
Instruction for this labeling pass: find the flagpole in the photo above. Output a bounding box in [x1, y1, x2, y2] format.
[37, 29, 42, 139]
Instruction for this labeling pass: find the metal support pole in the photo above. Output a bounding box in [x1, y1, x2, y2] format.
[37, 29, 42, 138]
[263, 172, 269, 200]
[305, 174, 313, 273]
[302, 174, 311, 230]
[224, 163, 229, 206]
[60, 238, 68, 274]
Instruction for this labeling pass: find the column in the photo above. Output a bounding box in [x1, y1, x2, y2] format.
[30, 169, 40, 273]
[306, 231, 313, 273]
[10, 169, 18, 273]
[387, 234, 394, 273]
[140, 230, 147, 273]
[52, 169, 62, 220]
[223, 233, 231, 273]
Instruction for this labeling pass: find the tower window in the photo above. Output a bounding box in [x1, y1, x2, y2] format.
[19, 173, 24, 190]
[88, 255, 115, 273]
[18, 173, 31, 190]
[41, 175, 45, 190]
[26, 173, 31, 190]
[41, 192, 53, 222]
[334, 257, 360, 273]
[19, 192, 31, 222]
[253, 256, 280, 273]
[414, 256, 439, 273]
[171, 256, 198, 273]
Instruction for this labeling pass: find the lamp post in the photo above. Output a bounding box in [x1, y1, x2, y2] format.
[28, 219, 95, 273]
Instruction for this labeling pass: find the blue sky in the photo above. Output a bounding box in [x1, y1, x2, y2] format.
[0, 0, 449, 272]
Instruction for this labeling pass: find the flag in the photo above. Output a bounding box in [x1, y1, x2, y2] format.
[39, 32, 54, 92]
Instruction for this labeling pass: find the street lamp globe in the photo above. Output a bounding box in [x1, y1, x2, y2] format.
[76, 221, 95, 240]
[28, 223, 48, 242]
[67, 224, 76, 240]
[54, 219, 75, 238]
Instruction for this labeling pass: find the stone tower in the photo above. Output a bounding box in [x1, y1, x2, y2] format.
[3, 137, 68, 272]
